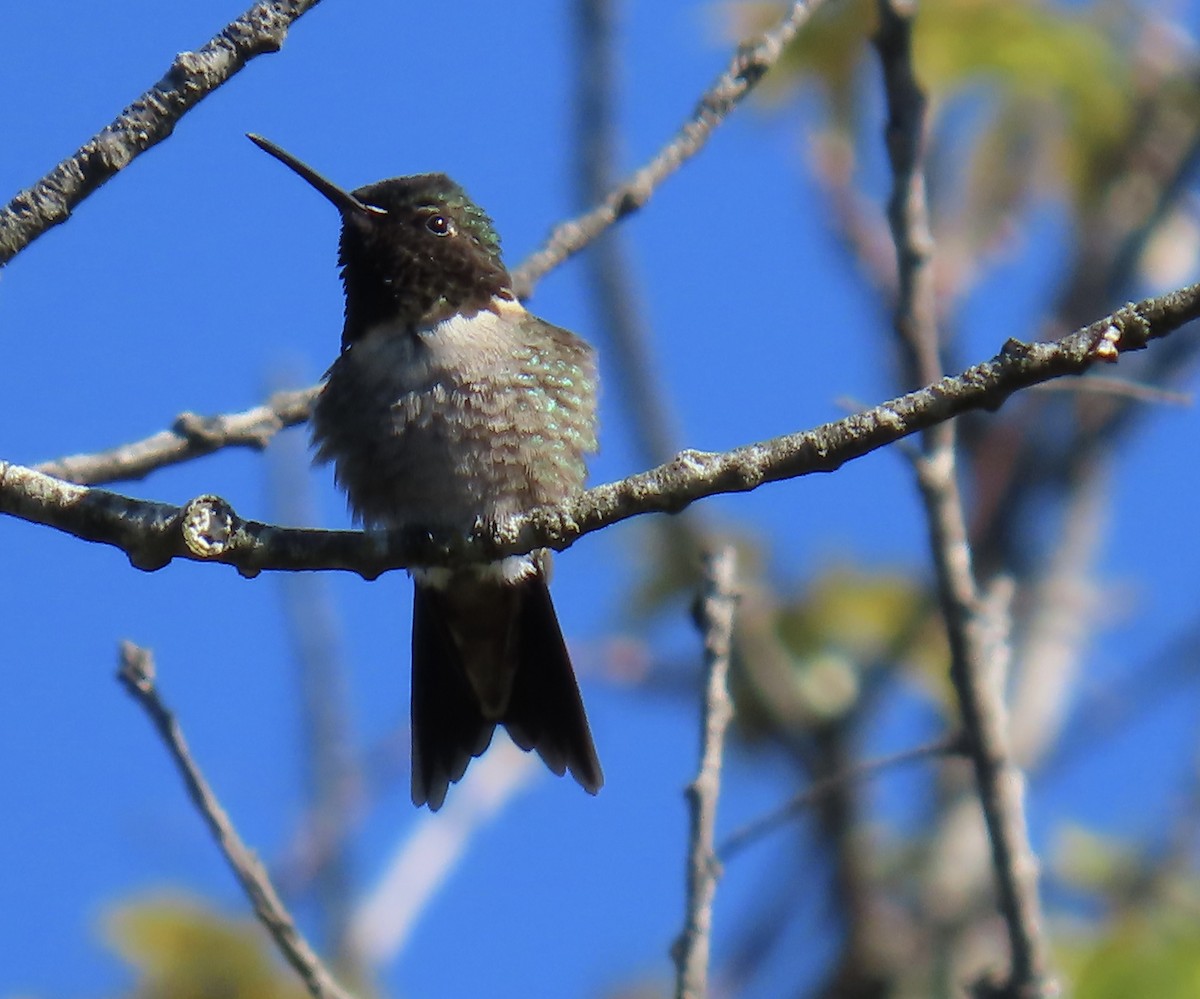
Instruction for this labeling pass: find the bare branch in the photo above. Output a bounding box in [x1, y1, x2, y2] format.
[512, 0, 834, 298]
[37, 388, 318, 485]
[0, 0, 322, 266]
[875, 4, 1054, 994]
[719, 733, 967, 862]
[674, 547, 739, 999]
[2, 284, 1195, 577]
[876, 0, 938, 395]
[116, 641, 356, 999]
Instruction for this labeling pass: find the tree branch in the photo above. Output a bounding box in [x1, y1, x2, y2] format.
[674, 547, 739, 999]
[877, 0, 939, 395]
[36, 388, 318, 485]
[2, 285, 1195, 576]
[512, 0, 834, 298]
[0, 0, 322, 266]
[117, 641, 356, 999]
[875, 4, 1054, 994]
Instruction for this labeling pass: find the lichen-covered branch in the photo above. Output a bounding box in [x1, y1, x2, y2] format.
[0, 0, 322, 265]
[1, 286, 1194, 578]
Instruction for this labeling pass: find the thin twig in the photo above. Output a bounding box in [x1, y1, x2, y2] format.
[0, 0, 321, 266]
[1027, 375, 1193, 406]
[36, 387, 318, 485]
[512, 0, 835, 298]
[719, 732, 967, 861]
[3, 283, 1196, 577]
[874, 3, 1054, 994]
[116, 641, 356, 999]
[674, 547, 739, 999]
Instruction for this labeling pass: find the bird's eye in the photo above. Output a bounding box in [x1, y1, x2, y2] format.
[425, 214, 452, 236]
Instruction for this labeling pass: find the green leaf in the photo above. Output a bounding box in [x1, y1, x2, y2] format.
[105, 895, 310, 999]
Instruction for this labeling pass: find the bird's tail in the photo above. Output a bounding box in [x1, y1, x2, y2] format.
[410, 563, 603, 811]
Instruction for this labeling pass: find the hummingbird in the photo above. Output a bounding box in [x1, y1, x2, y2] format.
[248, 134, 603, 811]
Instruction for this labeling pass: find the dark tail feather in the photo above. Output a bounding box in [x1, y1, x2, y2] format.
[409, 571, 603, 811]
[410, 583, 495, 810]
[504, 574, 604, 796]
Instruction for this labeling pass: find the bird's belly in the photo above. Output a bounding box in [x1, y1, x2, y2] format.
[314, 377, 584, 533]
[311, 318, 593, 533]
[337, 417, 535, 528]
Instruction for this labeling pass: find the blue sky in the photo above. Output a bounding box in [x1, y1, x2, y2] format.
[3, 3, 1200, 998]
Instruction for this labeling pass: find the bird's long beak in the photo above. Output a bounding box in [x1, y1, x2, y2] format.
[247, 134, 386, 217]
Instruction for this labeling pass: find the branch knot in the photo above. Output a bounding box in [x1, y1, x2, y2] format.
[180, 494, 237, 557]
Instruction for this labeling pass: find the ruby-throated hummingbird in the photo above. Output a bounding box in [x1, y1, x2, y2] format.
[248, 134, 603, 811]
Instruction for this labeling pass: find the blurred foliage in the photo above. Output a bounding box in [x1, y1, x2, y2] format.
[623, 521, 765, 619]
[736, 0, 1132, 202]
[1051, 825, 1200, 998]
[726, 0, 1200, 274]
[104, 896, 310, 999]
[1061, 909, 1200, 998]
[731, 564, 947, 739]
[1054, 825, 1148, 896]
